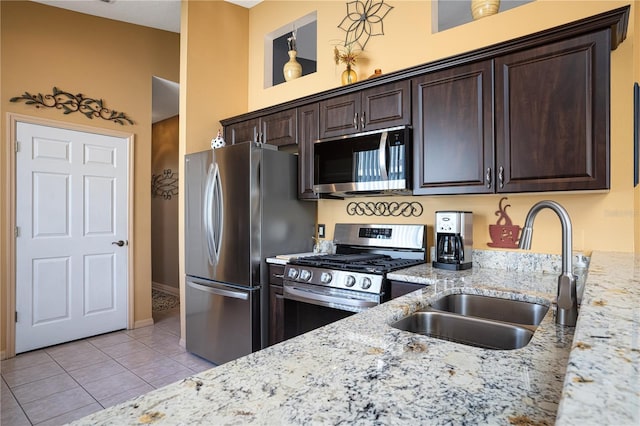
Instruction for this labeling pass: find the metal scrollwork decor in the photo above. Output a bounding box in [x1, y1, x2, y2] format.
[346, 201, 423, 217]
[152, 169, 178, 200]
[10, 86, 134, 125]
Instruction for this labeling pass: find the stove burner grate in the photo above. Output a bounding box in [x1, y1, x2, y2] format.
[291, 254, 423, 274]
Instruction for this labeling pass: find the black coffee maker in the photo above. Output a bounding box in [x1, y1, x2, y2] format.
[432, 211, 473, 270]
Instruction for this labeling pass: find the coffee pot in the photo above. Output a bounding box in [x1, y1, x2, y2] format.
[433, 211, 473, 270]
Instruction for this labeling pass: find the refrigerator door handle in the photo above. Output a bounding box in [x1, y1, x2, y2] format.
[204, 163, 224, 266]
[187, 279, 249, 300]
[203, 163, 216, 265]
[210, 163, 224, 263]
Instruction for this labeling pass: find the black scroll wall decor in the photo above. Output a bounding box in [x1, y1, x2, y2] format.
[346, 201, 423, 217]
[10, 86, 134, 125]
[152, 169, 178, 200]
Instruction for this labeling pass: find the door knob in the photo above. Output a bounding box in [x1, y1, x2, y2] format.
[111, 240, 125, 247]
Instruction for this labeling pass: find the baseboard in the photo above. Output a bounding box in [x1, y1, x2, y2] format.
[179, 337, 186, 348]
[133, 318, 154, 329]
[152, 281, 179, 297]
[0, 350, 6, 361]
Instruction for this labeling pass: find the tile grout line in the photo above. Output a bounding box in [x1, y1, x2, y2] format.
[1, 375, 32, 426]
[2, 310, 193, 425]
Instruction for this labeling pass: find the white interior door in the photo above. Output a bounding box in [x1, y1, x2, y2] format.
[15, 121, 129, 354]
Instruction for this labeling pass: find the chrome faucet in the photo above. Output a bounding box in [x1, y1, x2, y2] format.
[519, 200, 578, 326]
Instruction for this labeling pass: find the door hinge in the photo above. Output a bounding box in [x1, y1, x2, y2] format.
[15, 226, 20, 238]
[15, 311, 18, 323]
[15, 141, 20, 153]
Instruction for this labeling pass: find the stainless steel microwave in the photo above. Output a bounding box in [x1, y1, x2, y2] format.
[313, 126, 412, 198]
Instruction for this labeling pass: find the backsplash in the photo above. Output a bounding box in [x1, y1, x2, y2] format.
[472, 249, 590, 274]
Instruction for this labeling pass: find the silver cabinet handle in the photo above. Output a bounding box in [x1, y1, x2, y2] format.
[273, 274, 284, 279]
[111, 240, 125, 247]
[498, 166, 504, 188]
[486, 167, 492, 188]
[353, 113, 359, 130]
[360, 111, 366, 129]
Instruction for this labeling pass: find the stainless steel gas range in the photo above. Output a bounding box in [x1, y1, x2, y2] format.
[282, 223, 426, 339]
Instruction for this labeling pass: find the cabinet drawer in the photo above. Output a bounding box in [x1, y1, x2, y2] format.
[269, 264, 285, 286]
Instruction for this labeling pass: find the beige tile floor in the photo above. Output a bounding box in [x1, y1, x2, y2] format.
[1, 307, 215, 425]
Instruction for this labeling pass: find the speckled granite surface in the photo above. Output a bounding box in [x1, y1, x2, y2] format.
[70, 251, 638, 425]
[554, 251, 639, 425]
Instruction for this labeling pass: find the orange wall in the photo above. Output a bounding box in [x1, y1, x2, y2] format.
[1, 1, 180, 355]
[242, 0, 637, 255]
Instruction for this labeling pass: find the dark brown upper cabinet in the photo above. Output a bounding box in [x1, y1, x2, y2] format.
[414, 28, 613, 195]
[319, 80, 410, 139]
[494, 29, 610, 192]
[297, 103, 319, 200]
[220, 7, 628, 198]
[225, 109, 298, 147]
[412, 61, 494, 195]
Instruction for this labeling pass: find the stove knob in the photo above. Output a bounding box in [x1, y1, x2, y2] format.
[286, 268, 299, 280]
[361, 277, 372, 290]
[320, 272, 332, 284]
[345, 275, 356, 287]
[299, 269, 312, 281]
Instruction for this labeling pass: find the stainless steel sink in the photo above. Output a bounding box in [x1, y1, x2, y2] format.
[430, 293, 549, 326]
[391, 310, 535, 350]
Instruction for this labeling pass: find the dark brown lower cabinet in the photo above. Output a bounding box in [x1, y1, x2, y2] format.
[268, 264, 285, 346]
[390, 280, 427, 299]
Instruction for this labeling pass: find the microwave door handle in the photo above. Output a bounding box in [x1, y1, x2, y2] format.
[378, 131, 389, 181]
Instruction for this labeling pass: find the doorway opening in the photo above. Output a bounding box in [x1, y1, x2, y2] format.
[151, 76, 180, 318]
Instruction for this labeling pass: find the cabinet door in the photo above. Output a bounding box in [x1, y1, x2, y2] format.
[319, 93, 360, 139]
[225, 119, 259, 145]
[390, 280, 426, 299]
[262, 109, 298, 147]
[412, 61, 494, 195]
[362, 80, 411, 131]
[495, 30, 610, 192]
[298, 103, 319, 200]
[269, 285, 284, 346]
[268, 265, 285, 346]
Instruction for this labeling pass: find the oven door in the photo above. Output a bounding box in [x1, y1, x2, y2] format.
[283, 281, 381, 339]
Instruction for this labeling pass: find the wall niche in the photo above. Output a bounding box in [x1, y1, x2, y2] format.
[265, 11, 317, 88]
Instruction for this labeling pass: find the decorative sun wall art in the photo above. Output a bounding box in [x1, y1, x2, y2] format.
[338, 0, 394, 50]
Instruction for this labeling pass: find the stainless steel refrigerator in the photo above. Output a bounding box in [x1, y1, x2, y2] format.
[185, 143, 316, 365]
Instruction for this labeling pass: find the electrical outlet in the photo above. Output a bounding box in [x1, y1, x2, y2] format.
[317, 224, 325, 238]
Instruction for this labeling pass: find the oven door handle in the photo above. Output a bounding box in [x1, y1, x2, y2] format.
[284, 285, 378, 310]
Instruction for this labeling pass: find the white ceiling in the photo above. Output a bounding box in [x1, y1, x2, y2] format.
[31, 0, 263, 34]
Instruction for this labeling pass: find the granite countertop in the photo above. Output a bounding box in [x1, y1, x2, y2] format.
[71, 251, 639, 425]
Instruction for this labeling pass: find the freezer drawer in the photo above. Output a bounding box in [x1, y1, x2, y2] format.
[185, 277, 260, 365]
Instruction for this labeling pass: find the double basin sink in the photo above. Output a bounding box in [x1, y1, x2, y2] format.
[391, 293, 550, 350]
